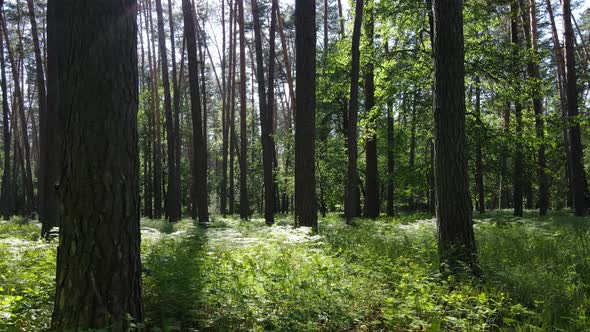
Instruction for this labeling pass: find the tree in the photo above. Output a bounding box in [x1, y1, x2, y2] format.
[238, 0, 249, 219]
[182, 0, 209, 222]
[27, 0, 52, 233]
[294, 0, 317, 229]
[523, 0, 549, 215]
[2, 10, 34, 215]
[155, 0, 181, 222]
[511, 3, 524, 217]
[364, 0, 378, 219]
[251, 0, 275, 225]
[563, 0, 589, 216]
[432, 0, 478, 274]
[345, 0, 363, 224]
[50, 0, 144, 329]
[0, 0, 13, 220]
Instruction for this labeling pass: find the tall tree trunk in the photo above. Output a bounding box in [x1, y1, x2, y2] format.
[511, 4, 524, 217]
[251, 0, 274, 225]
[546, 0, 572, 208]
[524, 0, 549, 215]
[386, 101, 395, 217]
[229, 0, 238, 215]
[268, 0, 278, 222]
[345, 0, 363, 224]
[364, 0, 378, 219]
[294, 0, 317, 229]
[432, 0, 478, 275]
[563, 0, 589, 216]
[237, 0, 249, 219]
[50, 0, 144, 329]
[168, 0, 182, 218]
[28, 0, 51, 230]
[155, 0, 180, 222]
[182, 0, 209, 222]
[220, 0, 231, 216]
[147, 0, 163, 219]
[474, 76, 485, 214]
[0, 0, 13, 220]
[2, 13, 34, 215]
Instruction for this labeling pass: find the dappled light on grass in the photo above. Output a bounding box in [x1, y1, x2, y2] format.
[1, 212, 589, 330]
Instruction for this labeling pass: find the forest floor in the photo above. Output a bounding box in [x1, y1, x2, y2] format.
[1, 211, 590, 331]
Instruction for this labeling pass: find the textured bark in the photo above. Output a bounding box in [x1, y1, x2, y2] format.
[237, 0, 249, 219]
[0, 0, 13, 220]
[432, 0, 478, 274]
[364, 0, 378, 219]
[294, 0, 317, 229]
[182, 0, 209, 222]
[563, 0, 589, 216]
[511, 5, 524, 217]
[2, 14, 34, 215]
[154, 0, 180, 222]
[345, 0, 363, 224]
[50, 0, 144, 329]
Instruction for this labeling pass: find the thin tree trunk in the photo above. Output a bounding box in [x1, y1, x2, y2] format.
[237, 0, 249, 219]
[546, 0, 572, 208]
[511, 5, 524, 217]
[2, 12, 34, 215]
[364, 0, 378, 219]
[182, 0, 209, 222]
[345, 0, 363, 224]
[563, 0, 589, 216]
[155, 0, 180, 222]
[0, 0, 13, 220]
[147, 0, 163, 219]
[474, 76, 485, 214]
[275, 0, 296, 119]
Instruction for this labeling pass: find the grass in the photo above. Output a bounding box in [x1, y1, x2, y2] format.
[0, 211, 589, 331]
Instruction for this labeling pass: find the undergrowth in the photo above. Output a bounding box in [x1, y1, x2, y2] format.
[0, 211, 588, 331]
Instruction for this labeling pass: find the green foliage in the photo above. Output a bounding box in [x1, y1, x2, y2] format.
[2, 213, 590, 331]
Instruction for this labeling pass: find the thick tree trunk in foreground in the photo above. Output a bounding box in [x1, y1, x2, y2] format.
[432, 0, 478, 274]
[155, 0, 180, 222]
[182, 0, 209, 222]
[345, 0, 363, 224]
[294, 0, 317, 229]
[563, 0, 589, 216]
[50, 0, 144, 329]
